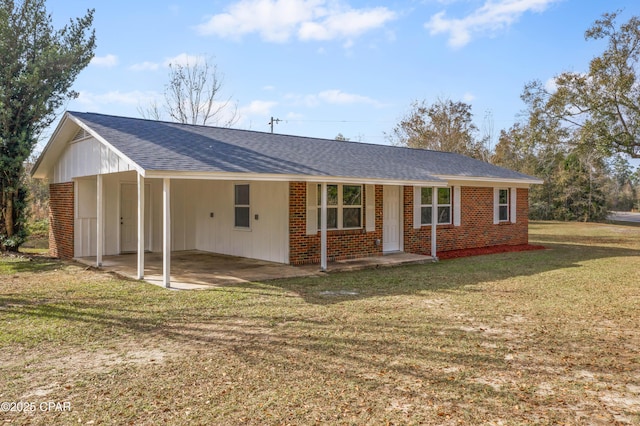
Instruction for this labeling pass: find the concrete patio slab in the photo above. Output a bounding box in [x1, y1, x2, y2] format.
[76, 251, 434, 290]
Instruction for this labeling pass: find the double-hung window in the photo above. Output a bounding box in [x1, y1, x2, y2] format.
[234, 184, 250, 228]
[342, 185, 362, 228]
[498, 189, 509, 222]
[420, 187, 452, 225]
[317, 184, 338, 229]
[317, 184, 363, 229]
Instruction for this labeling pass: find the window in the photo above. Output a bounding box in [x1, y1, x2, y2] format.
[498, 189, 509, 222]
[317, 184, 363, 229]
[421, 187, 451, 225]
[234, 184, 250, 228]
[342, 185, 362, 228]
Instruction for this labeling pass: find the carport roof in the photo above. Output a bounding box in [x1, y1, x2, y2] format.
[34, 111, 542, 185]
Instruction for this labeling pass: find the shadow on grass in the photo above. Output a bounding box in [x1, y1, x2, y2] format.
[3, 224, 639, 424]
[3, 287, 628, 422]
[0, 255, 61, 274]
[265, 237, 639, 305]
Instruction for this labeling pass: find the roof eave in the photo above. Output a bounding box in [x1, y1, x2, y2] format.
[143, 170, 447, 186]
[435, 174, 544, 186]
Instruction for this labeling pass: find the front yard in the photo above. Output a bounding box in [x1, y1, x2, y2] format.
[1, 221, 639, 425]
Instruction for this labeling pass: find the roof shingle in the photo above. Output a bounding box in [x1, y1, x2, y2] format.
[69, 111, 540, 184]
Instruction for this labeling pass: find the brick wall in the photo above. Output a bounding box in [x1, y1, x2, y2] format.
[289, 182, 383, 265]
[403, 186, 529, 256]
[49, 182, 74, 259]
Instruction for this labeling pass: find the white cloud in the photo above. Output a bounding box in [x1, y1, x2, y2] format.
[240, 100, 278, 116]
[544, 76, 558, 93]
[317, 89, 380, 106]
[163, 53, 205, 67]
[129, 54, 206, 71]
[196, 0, 396, 44]
[425, 0, 560, 48]
[90, 54, 118, 67]
[285, 89, 383, 107]
[286, 112, 304, 120]
[298, 7, 396, 41]
[462, 92, 476, 102]
[76, 90, 159, 107]
[129, 61, 160, 71]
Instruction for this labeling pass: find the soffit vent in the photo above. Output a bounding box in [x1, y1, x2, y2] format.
[72, 128, 89, 141]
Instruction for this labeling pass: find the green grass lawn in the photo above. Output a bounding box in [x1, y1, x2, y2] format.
[1, 221, 639, 425]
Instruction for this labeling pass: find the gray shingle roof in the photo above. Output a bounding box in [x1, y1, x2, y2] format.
[69, 111, 540, 183]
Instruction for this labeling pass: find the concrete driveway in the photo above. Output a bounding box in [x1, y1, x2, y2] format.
[608, 211, 640, 223]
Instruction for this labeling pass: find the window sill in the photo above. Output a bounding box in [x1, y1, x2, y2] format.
[316, 228, 365, 236]
[234, 227, 252, 232]
[421, 223, 455, 229]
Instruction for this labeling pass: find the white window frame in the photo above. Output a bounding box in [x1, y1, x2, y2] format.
[234, 183, 251, 230]
[316, 183, 363, 230]
[498, 188, 509, 222]
[420, 187, 452, 225]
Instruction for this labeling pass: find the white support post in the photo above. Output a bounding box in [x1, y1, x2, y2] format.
[320, 182, 328, 272]
[163, 178, 171, 288]
[96, 175, 103, 267]
[137, 174, 145, 280]
[431, 186, 438, 260]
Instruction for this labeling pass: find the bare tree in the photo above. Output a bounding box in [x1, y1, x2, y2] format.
[386, 98, 488, 160]
[139, 56, 239, 126]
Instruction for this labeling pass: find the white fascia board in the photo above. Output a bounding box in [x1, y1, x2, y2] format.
[143, 170, 447, 186]
[31, 112, 75, 179]
[66, 114, 146, 177]
[436, 175, 544, 187]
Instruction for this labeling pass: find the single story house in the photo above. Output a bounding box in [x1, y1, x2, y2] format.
[32, 111, 542, 287]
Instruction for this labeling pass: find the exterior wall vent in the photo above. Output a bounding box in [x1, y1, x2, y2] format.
[72, 128, 89, 141]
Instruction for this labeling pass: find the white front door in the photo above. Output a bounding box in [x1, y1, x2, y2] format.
[120, 183, 151, 253]
[383, 186, 401, 252]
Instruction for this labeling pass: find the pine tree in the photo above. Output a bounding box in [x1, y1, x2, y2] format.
[0, 0, 95, 251]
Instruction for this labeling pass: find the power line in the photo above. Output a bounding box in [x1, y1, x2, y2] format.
[281, 119, 395, 124]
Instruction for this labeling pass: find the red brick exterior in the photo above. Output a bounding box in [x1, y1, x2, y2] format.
[289, 182, 383, 265]
[49, 182, 75, 259]
[288, 183, 530, 264]
[403, 186, 529, 256]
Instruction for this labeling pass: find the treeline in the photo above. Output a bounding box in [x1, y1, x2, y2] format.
[389, 11, 640, 221]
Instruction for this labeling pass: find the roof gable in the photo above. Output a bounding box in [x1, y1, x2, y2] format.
[31, 113, 140, 180]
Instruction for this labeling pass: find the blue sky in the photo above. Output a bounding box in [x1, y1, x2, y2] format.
[43, 0, 640, 150]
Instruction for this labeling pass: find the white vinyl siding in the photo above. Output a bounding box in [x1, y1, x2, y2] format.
[53, 137, 135, 183]
[74, 178, 97, 258]
[196, 181, 289, 263]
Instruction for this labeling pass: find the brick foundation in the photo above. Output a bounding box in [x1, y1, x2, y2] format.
[403, 186, 529, 256]
[289, 182, 383, 265]
[49, 182, 74, 259]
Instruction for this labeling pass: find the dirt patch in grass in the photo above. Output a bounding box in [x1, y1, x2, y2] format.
[1, 222, 639, 424]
